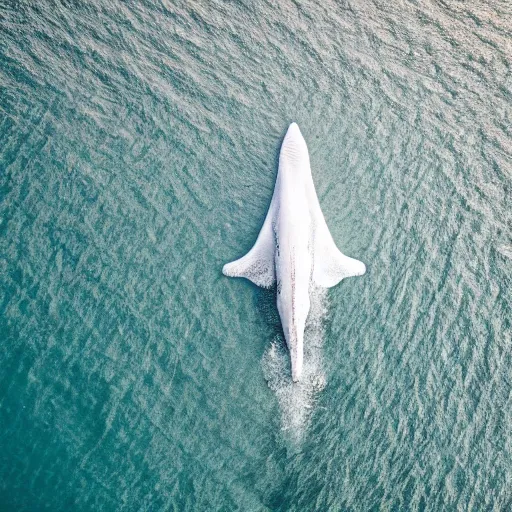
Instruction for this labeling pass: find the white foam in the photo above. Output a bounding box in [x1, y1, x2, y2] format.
[261, 287, 328, 444]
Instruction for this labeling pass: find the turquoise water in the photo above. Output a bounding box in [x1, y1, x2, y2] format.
[1, 1, 511, 510]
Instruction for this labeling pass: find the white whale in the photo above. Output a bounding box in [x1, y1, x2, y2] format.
[223, 123, 366, 382]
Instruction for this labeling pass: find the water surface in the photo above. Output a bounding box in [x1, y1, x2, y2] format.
[1, 0, 511, 510]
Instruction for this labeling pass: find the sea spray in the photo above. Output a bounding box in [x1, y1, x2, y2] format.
[262, 287, 327, 443]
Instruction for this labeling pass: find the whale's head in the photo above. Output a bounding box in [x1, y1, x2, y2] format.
[285, 122, 302, 139]
[280, 123, 309, 166]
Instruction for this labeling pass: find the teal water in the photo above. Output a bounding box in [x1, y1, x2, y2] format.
[1, 1, 511, 510]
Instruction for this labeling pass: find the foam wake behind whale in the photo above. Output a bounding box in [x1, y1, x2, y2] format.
[223, 123, 366, 382]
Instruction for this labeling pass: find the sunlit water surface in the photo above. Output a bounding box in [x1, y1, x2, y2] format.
[1, 1, 511, 510]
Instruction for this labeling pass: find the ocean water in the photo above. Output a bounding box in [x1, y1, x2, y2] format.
[1, 0, 511, 510]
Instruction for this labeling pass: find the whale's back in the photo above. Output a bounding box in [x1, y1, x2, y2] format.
[223, 123, 366, 289]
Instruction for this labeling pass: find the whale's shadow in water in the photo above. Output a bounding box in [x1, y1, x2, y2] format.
[256, 286, 328, 444]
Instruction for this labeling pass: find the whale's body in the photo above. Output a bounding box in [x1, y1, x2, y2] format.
[223, 123, 366, 382]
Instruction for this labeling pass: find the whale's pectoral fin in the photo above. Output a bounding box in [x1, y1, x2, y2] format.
[223, 246, 275, 288]
[223, 197, 277, 289]
[312, 228, 366, 288]
[304, 166, 365, 288]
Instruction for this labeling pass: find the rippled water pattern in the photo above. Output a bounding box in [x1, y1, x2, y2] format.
[1, 1, 511, 510]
